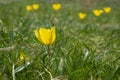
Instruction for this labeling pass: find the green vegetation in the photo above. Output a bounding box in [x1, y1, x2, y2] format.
[0, 0, 120, 80]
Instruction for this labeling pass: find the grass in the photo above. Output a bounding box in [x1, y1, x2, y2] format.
[0, 0, 120, 80]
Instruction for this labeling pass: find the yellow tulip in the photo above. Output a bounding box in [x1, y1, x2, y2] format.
[20, 52, 25, 60]
[93, 9, 103, 16]
[34, 27, 56, 45]
[52, 3, 61, 11]
[78, 12, 86, 20]
[26, 5, 32, 11]
[103, 7, 111, 13]
[33, 4, 39, 10]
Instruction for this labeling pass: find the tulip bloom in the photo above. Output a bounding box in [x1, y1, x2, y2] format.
[34, 27, 56, 45]
[33, 4, 39, 10]
[20, 52, 25, 60]
[26, 5, 32, 11]
[103, 7, 111, 13]
[93, 9, 103, 16]
[52, 3, 61, 11]
[78, 12, 86, 20]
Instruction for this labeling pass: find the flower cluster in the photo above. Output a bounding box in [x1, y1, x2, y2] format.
[26, 3, 61, 11]
[78, 7, 111, 20]
[26, 3, 111, 20]
[26, 4, 39, 11]
[31, 5, 111, 44]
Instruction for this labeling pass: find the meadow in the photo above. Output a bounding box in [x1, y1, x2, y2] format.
[0, 0, 120, 80]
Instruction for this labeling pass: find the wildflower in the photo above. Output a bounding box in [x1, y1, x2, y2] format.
[103, 7, 111, 13]
[33, 4, 39, 10]
[93, 9, 103, 16]
[26, 5, 32, 11]
[34, 27, 56, 45]
[52, 3, 61, 11]
[78, 12, 86, 20]
[20, 52, 25, 60]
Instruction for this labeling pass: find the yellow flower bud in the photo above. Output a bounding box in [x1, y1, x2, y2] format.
[20, 52, 25, 60]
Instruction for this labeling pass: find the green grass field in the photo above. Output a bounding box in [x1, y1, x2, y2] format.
[0, 0, 120, 80]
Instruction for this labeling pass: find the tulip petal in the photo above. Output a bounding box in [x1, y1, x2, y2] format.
[34, 30, 41, 42]
[39, 28, 50, 45]
[50, 27, 56, 44]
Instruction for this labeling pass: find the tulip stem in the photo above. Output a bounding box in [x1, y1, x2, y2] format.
[12, 63, 16, 80]
[47, 45, 50, 67]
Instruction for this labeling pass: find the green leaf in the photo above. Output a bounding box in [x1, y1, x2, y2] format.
[15, 62, 30, 73]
